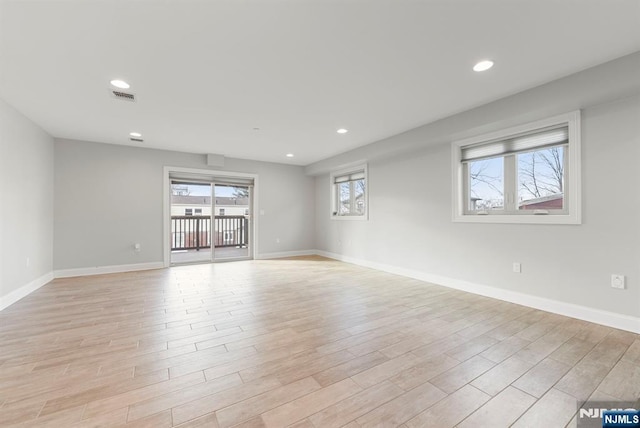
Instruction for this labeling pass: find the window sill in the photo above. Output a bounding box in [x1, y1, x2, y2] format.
[453, 213, 581, 225]
[331, 215, 368, 221]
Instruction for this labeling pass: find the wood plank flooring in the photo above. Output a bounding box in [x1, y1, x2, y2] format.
[0, 256, 638, 427]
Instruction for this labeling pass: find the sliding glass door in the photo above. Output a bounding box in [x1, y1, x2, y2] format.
[169, 174, 253, 265]
[169, 181, 213, 264]
[213, 184, 251, 261]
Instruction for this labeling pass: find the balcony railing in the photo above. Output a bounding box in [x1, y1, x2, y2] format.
[171, 215, 249, 251]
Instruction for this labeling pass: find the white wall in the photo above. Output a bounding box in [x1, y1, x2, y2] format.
[0, 98, 54, 307]
[310, 53, 640, 322]
[54, 139, 315, 270]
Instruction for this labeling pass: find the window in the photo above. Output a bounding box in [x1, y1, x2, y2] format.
[219, 208, 225, 216]
[195, 208, 202, 215]
[331, 165, 368, 219]
[185, 208, 193, 216]
[452, 111, 581, 224]
[517, 147, 565, 211]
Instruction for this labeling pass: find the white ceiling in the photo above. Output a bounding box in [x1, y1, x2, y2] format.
[1, 1, 639, 165]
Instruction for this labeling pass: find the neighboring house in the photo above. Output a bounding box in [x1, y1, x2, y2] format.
[339, 193, 365, 215]
[470, 194, 563, 211]
[170, 195, 250, 249]
[518, 193, 563, 210]
[470, 197, 481, 210]
[170, 195, 249, 216]
[171, 195, 212, 216]
[215, 197, 250, 216]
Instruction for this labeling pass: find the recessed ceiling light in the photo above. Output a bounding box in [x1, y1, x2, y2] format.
[129, 132, 142, 138]
[286, 153, 294, 158]
[337, 128, 348, 134]
[473, 60, 494, 72]
[110, 79, 130, 89]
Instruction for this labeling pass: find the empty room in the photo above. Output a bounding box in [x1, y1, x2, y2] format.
[1, 1, 639, 427]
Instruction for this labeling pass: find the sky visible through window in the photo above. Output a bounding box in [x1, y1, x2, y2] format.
[469, 157, 504, 209]
[518, 147, 564, 204]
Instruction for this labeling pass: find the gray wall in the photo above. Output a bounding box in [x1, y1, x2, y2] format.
[0, 98, 54, 299]
[311, 54, 640, 318]
[3, 52, 639, 323]
[54, 139, 315, 270]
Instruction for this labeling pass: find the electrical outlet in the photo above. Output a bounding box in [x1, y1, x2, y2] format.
[134, 243, 141, 252]
[611, 274, 625, 289]
[513, 262, 521, 273]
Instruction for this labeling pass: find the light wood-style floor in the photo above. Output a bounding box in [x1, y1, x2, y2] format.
[171, 247, 250, 264]
[1, 256, 638, 427]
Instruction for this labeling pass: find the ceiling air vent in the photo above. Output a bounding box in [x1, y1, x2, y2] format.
[110, 89, 136, 102]
[130, 137, 144, 142]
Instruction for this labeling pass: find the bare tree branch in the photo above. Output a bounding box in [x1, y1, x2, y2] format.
[518, 147, 564, 200]
[470, 161, 503, 197]
[232, 187, 249, 198]
[538, 147, 563, 193]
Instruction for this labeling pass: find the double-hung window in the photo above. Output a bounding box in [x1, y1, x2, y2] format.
[452, 111, 581, 224]
[331, 165, 368, 220]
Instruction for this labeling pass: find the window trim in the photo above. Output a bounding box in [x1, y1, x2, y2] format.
[452, 111, 581, 224]
[330, 163, 368, 221]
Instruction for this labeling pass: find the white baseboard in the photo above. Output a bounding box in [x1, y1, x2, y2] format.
[6, 253, 637, 334]
[54, 262, 165, 278]
[257, 250, 318, 260]
[0, 271, 54, 311]
[316, 250, 640, 334]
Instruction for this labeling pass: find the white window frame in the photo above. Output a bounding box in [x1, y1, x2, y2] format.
[452, 111, 581, 224]
[330, 163, 368, 221]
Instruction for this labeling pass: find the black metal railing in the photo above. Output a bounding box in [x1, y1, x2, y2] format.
[171, 215, 249, 251]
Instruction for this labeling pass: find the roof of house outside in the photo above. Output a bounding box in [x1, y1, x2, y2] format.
[518, 193, 563, 209]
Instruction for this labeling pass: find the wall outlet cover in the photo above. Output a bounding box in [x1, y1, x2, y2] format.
[611, 274, 625, 289]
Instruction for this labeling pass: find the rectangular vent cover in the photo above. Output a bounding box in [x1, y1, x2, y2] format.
[111, 90, 136, 102]
[130, 138, 143, 142]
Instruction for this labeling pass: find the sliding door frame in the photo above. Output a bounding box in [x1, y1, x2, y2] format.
[163, 166, 259, 268]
